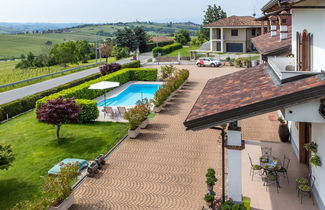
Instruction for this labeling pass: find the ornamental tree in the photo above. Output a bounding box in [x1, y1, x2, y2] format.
[36, 97, 81, 141]
[0, 144, 15, 170]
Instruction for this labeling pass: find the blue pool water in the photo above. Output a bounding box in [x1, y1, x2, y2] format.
[98, 84, 162, 107]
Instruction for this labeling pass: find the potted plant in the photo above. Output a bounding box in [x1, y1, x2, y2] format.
[136, 99, 150, 129]
[204, 193, 215, 208]
[304, 142, 318, 153]
[124, 107, 143, 138]
[278, 117, 289, 142]
[206, 177, 216, 191]
[310, 154, 322, 167]
[153, 86, 171, 112]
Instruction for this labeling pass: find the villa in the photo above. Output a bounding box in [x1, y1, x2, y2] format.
[185, 0, 325, 209]
[204, 16, 263, 53]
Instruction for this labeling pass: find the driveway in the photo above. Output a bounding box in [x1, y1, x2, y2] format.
[71, 65, 241, 209]
[0, 53, 153, 105]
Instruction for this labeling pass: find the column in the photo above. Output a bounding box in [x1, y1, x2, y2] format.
[220, 28, 224, 52]
[226, 121, 245, 202]
[261, 20, 265, 35]
[210, 28, 213, 52]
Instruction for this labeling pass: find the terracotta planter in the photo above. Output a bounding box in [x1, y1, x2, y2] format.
[206, 201, 213, 208]
[49, 192, 74, 210]
[140, 119, 149, 129]
[153, 106, 162, 113]
[278, 124, 290, 142]
[207, 184, 214, 191]
[128, 126, 141, 139]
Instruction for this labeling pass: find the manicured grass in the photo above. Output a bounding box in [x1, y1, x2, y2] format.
[165, 46, 199, 57]
[0, 57, 116, 92]
[0, 111, 128, 209]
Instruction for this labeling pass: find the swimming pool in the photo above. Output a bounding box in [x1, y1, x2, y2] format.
[98, 83, 162, 107]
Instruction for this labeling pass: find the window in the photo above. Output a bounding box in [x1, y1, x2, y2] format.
[231, 29, 238, 36]
[252, 29, 256, 36]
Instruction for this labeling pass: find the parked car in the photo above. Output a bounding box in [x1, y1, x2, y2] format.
[196, 57, 221, 67]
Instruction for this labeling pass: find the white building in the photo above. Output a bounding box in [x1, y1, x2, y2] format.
[184, 0, 325, 209]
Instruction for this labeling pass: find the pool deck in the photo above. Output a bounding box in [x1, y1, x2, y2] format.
[94, 81, 164, 122]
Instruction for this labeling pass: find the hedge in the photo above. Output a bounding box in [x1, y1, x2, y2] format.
[153, 43, 183, 57]
[36, 68, 158, 109]
[76, 99, 99, 123]
[0, 61, 144, 122]
[145, 41, 174, 52]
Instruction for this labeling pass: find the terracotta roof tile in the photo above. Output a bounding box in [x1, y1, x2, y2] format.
[204, 16, 261, 27]
[150, 36, 174, 43]
[184, 64, 325, 129]
[251, 27, 291, 55]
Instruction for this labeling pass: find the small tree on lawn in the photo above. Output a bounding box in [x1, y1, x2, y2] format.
[36, 97, 81, 141]
[0, 144, 15, 170]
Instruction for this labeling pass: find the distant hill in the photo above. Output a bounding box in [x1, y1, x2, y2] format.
[0, 22, 82, 34]
[0, 21, 200, 60]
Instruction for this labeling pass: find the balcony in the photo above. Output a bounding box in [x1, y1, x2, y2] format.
[268, 56, 320, 82]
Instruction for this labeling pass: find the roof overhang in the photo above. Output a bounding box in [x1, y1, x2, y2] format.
[183, 65, 325, 131]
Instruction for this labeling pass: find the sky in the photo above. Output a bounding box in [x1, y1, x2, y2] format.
[0, 0, 267, 24]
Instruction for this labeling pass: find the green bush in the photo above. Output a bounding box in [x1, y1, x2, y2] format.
[146, 41, 174, 52]
[121, 60, 141, 68]
[124, 104, 148, 130]
[153, 43, 182, 57]
[36, 68, 157, 109]
[76, 99, 99, 123]
[113, 46, 129, 60]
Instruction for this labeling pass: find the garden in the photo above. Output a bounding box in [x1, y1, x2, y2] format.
[0, 65, 158, 209]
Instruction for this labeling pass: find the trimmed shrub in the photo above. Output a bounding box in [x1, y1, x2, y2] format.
[146, 41, 174, 52]
[76, 99, 99, 123]
[36, 68, 158, 109]
[121, 60, 140, 68]
[153, 43, 182, 57]
[99, 63, 122, 75]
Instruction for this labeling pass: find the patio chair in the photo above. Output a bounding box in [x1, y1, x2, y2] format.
[103, 106, 114, 119]
[248, 153, 262, 180]
[279, 155, 290, 183]
[298, 175, 315, 205]
[295, 172, 311, 190]
[117, 107, 127, 118]
[263, 173, 279, 193]
[261, 146, 272, 158]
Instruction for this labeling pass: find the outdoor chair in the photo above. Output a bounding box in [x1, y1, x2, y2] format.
[117, 106, 127, 117]
[261, 146, 272, 158]
[248, 153, 262, 180]
[298, 175, 315, 205]
[296, 172, 311, 190]
[263, 173, 279, 193]
[279, 155, 290, 183]
[103, 106, 114, 119]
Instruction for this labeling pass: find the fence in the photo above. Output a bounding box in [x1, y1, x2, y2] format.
[0, 62, 105, 89]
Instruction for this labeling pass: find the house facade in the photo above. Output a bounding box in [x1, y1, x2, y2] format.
[184, 0, 325, 209]
[204, 16, 262, 53]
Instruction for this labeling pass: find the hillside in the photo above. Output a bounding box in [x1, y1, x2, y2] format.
[0, 22, 200, 60]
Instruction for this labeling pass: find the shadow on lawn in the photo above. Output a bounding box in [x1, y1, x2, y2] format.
[0, 178, 38, 209]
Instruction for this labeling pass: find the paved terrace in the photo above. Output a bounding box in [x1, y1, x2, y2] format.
[72, 65, 240, 209]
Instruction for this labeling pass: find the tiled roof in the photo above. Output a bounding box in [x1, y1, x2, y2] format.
[150, 36, 174, 43]
[184, 64, 325, 130]
[204, 16, 261, 27]
[251, 27, 292, 55]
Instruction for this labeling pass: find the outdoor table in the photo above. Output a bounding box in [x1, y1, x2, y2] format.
[260, 157, 282, 188]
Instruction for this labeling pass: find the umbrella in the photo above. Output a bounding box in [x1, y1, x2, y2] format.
[88, 81, 120, 106]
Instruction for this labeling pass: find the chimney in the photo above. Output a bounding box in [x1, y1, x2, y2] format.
[269, 16, 278, 37]
[279, 11, 290, 40]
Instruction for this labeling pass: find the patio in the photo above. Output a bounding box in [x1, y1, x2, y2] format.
[242, 139, 318, 210]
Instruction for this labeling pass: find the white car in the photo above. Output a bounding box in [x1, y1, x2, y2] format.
[196, 57, 221, 67]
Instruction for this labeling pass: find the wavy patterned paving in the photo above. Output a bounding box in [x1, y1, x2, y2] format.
[72, 65, 240, 210]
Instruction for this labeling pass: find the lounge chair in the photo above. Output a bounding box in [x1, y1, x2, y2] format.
[103, 106, 114, 119]
[117, 106, 127, 117]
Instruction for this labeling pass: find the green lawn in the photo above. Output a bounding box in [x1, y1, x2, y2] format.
[0, 57, 116, 92]
[0, 111, 128, 209]
[165, 46, 199, 57]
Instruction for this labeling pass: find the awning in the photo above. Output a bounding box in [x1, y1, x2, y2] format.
[88, 81, 120, 90]
[184, 64, 325, 131]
